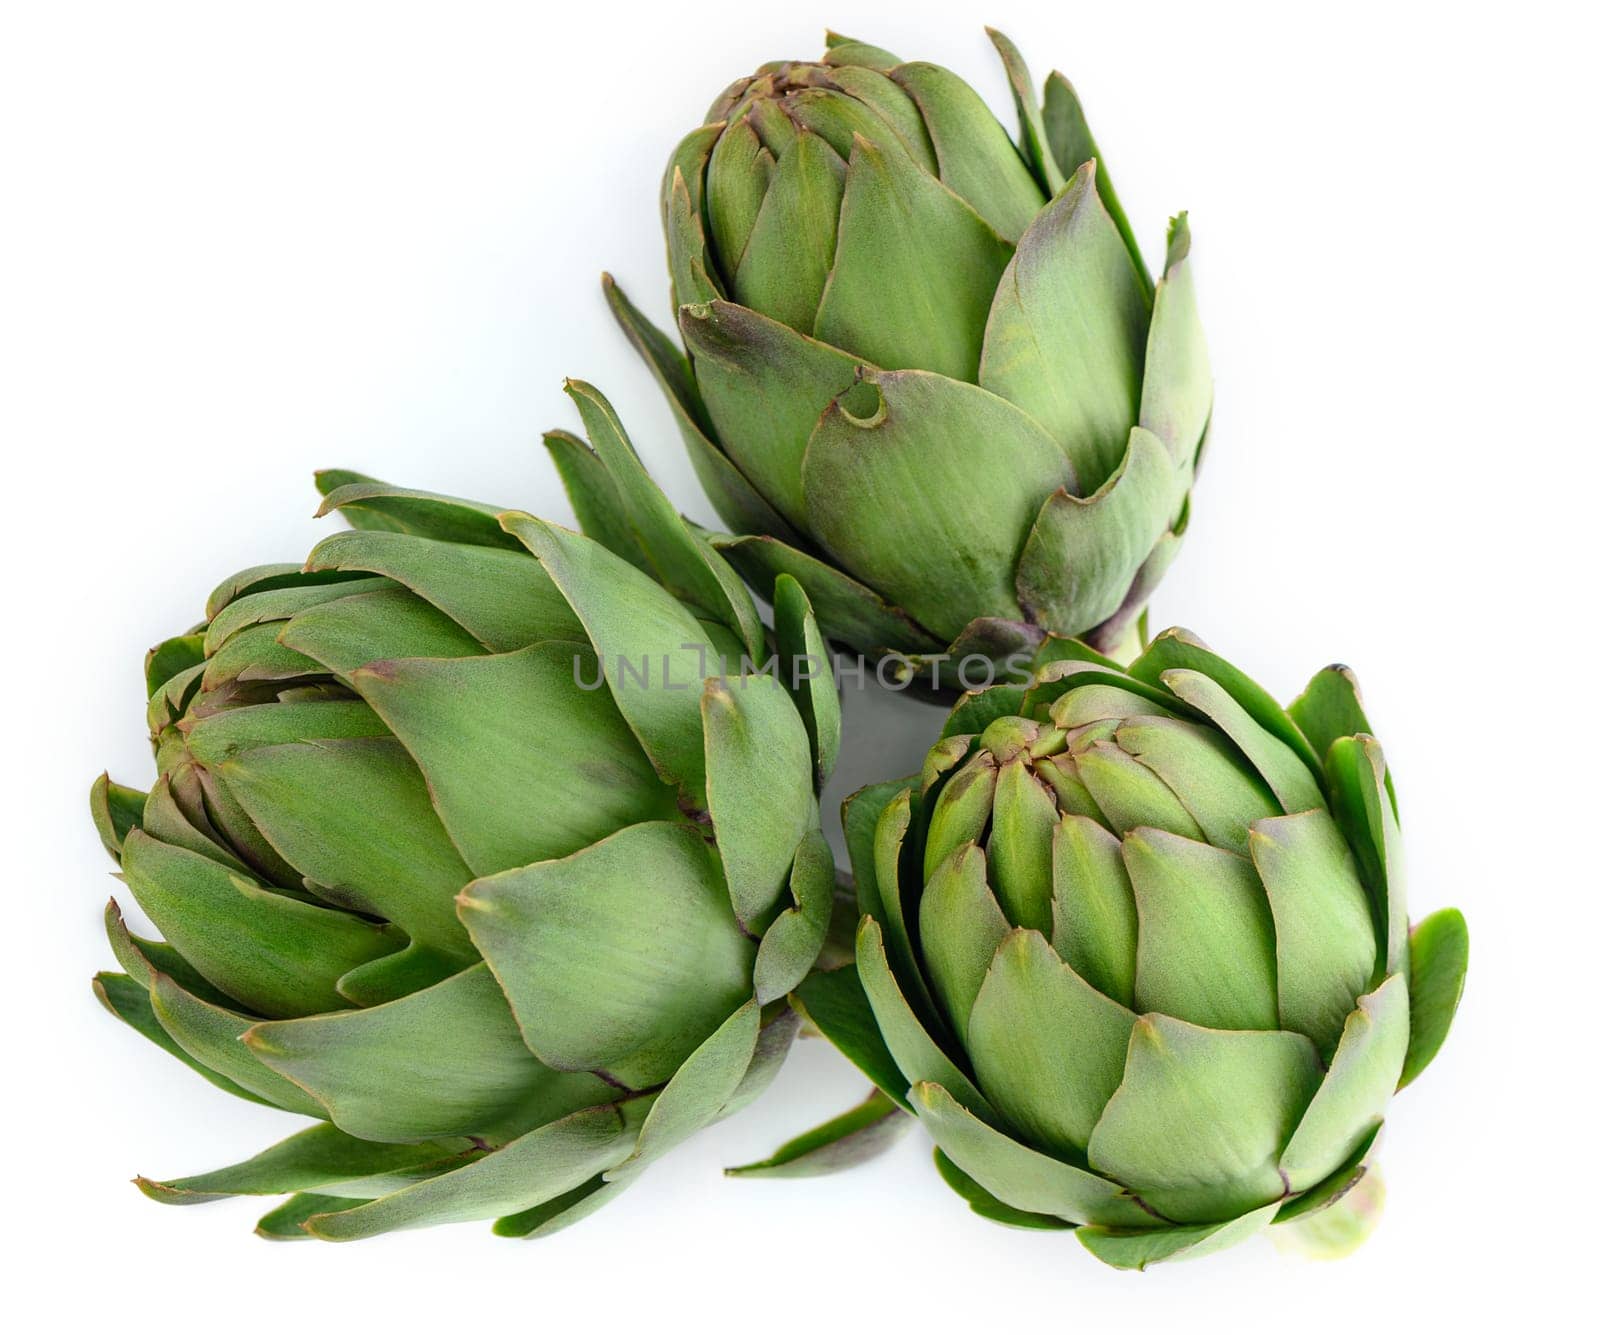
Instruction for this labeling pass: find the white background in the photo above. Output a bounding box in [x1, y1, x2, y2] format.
[4, 0, 1593, 1327]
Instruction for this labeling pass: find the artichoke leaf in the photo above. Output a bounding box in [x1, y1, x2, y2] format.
[727, 1088, 909, 1178]
[1160, 667, 1325, 816]
[715, 532, 941, 656]
[752, 824, 836, 1004]
[305, 528, 584, 652]
[890, 59, 1046, 243]
[312, 478, 520, 549]
[303, 1104, 636, 1241]
[771, 573, 840, 787]
[119, 830, 402, 1019]
[278, 585, 486, 675]
[246, 963, 613, 1144]
[1249, 809, 1378, 1053]
[790, 962, 910, 1109]
[1114, 712, 1280, 855]
[1399, 908, 1468, 1088]
[1077, 1200, 1281, 1270]
[979, 160, 1148, 491]
[918, 844, 1008, 1045]
[604, 276, 805, 546]
[933, 1147, 1074, 1231]
[986, 29, 1067, 196]
[144, 970, 327, 1116]
[800, 369, 1075, 642]
[1326, 735, 1408, 978]
[1086, 1015, 1321, 1223]
[349, 641, 677, 877]
[1130, 628, 1324, 779]
[134, 1122, 478, 1204]
[1014, 428, 1180, 640]
[563, 377, 766, 659]
[703, 671, 818, 937]
[855, 917, 993, 1119]
[502, 514, 715, 800]
[913, 1082, 1153, 1228]
[967, 929, 1137, 1158]
[1050, 813, 1138, 1007]
[1124, 827, 1279, 1031]
[1138, 214, 1212, 465]
[93, 971, 279, 1109]
[732, 129, 845, 333]
[1279, 974, 1408, 1191]
[814, 135, 1013, 380]
[679, 296, 863, 530]
[607, 998, 761, 1182]
[458, 821, 755, 1092]
[1040, 70, 1150, 292]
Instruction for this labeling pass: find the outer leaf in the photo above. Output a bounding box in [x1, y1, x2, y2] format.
[986, 28, 1067, 195]
[980, 161, 1149, 491]
[726, 1089, 909, 1178]
[349, 643, 676, 877]
[1014, 428, 1180, 637]
[801, 369, 1076, 642]
[771, 573, 840, 787]
[501, 514, 713, 798]
[1250, 809, 1378, 1053]
[314, 479, 520, 549]
[790, 963, 910, 1108]
[1123, 827, 1278, 1031]
[714, 533, 941, 657]
[1138, 215, 1211, 463]
[702, 672, 815, 935]
[119, 831, 401, 1019]
[246, 964, 613, 1143]
[855, 918, 993, 1119]
[1279, 974, 1408, 1190]
[1040, 70, 1150, 290]
[933, 1149, 1073, 1231]
[678, 297, 862, 531]
[458, 821, 753, 1091]
[968, 929, 1137, 1158]
[563, 378, 765, 659]
[1077, 1201, 1281, 1270]
[304, 1106, 636, 1240]
[135, 1123, 476, 1203]
[814, 135, 1013, 380]
[92, 972, 273, 1108]
[913, 1082, 1153, 1228]
[611, 1000, 760, 1179]
[305, 529, 583, 652]
[1086, 1015, 1321, 1223]
[890, 59, 1045, 243]
[1399, 908, 1468, 1088]
[604, 275, 804, 546]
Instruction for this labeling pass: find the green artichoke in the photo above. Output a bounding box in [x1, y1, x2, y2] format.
[783, 629, 1467, 1267]
[90, 382, 841, 1240]
[608, 29, 1207, 678]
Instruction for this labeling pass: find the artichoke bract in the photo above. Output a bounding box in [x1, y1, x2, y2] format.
[608, 29, 1208, 678]
[789, 629, 1467, 1267]
[90, 382, 841, 1241]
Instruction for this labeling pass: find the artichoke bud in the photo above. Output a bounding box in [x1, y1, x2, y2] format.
[613, 30, 1212, 679]
[91, 385, 843, 1241]
[816, 628, 1469, 1268]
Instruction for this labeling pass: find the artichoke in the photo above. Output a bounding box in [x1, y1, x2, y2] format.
[608, 29, 1208, 678]
[783, 629, 1467, 1267]
[90, 382, 842, 1240]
